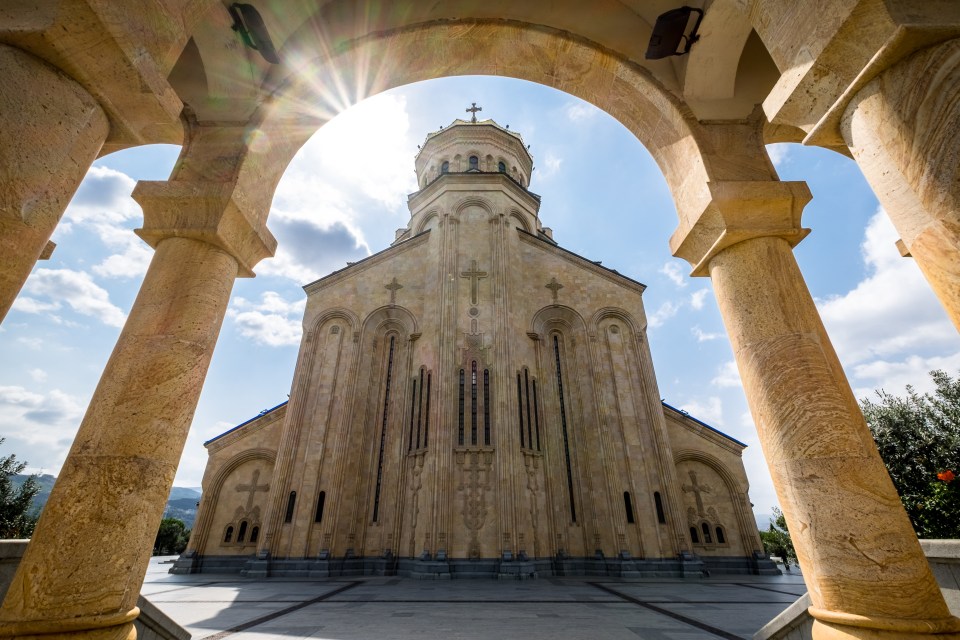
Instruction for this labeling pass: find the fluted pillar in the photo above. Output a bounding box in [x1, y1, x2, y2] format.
[672, 181, 960, 640]
[0, 44, 108, 323]
[843, 37, 960, 333]
[0, 182, 275, 639]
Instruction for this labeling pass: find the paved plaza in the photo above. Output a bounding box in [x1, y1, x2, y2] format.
[143, 558, 807, 640]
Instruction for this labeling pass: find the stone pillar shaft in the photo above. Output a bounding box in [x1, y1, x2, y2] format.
[0, 44, 108, 323]
[0, 237, 238, 639]
[843, 37, 960, 333]
[710, 236, 959, 639]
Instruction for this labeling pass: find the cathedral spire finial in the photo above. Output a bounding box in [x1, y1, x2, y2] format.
[466, 102, 482, 123]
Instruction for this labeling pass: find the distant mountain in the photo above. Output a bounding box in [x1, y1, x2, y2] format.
[11, 474, 201, 530]
[11, 474, 56, 515]
[755, 512, 774, 530]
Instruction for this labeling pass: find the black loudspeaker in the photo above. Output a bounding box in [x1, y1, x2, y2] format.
[229, 3, 281, 64]
[645, 7, 704, 60]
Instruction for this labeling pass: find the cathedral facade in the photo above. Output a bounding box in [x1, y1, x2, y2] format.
[176, 117, 771, 578]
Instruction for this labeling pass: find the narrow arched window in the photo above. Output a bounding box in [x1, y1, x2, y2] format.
[690, 527, 699, 544]
[654, 492, 666, 524]
[470, 361, 478, 445]
[285, 491, 297, 523]
[623, 491, 635, 524]
[424, 372, 432, 447]
[458, 369, 465, 446]
[517, 372, 525, 448]
[716, 527, 725, 544]
[250, 526, 259, 543]
[237, 520, 248, 543]
[315, 491, 326, 523]
[532, 379, 540, 451]
[224, 526, 234, 543]
[408, 376, 418, 452]
[702, 522, 712, 543]
[498, 161, 506, 173]
[469, 155, 479, 170]
[372, 336, 396, 523]
[483, 369, 491, 445]
[441, 161, 449, 174]
[524, 369, 533, 449]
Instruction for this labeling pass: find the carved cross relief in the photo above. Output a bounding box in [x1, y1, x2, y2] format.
[236, 468, 270, 512]
[385, 277, 403, 305]
[682, 469, 712, 517]
[546, 277, 563, 303]
[460, 260, 488, 305]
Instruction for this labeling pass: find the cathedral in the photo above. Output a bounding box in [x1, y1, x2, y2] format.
[175, 113, 772, 579]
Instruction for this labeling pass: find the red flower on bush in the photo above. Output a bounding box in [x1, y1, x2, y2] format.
[937, 470, 956, 483]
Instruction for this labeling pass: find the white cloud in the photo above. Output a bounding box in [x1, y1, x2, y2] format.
[91, 223, 153, 279]
[711, 360, 741, 388]
[659, 262, 687, 288]
[817, 209, 959, 366]
[265, 92, 417, 283]
[851, 352, 960, 400]
[564, 101, 599, 122]
[62, 165, 140, 226]
[11, 297, 61, 314]
[648, 301, 680, 328]
[766, 143, 792, 169]
[228, 292, 306, 347]
[678, 396, 724, 427]
[538, 152, 563, 179]
[0, 385, 85, 474]
[692, 326, 722, 342]
[16, 337, 43, 350]
[17, 268, 126, 327]
[690, 289, 710, 310]
[28, 368, 47, 383]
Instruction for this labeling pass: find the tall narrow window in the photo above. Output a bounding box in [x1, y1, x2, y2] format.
[469, 155, 479, 170]
[554, 335, 577, 523]
[532, 380, 541, 451]
[702, 522, 712, 543]
[470, 361, 478, 445]
[441, 160, 449, 174]
[624, 492, 635, 524]
[498, 161, 506, 173]
[458, 368, 465, 446]
[372, 336, 396, 523]
[238, 520, 248, 543]
[483, 369, 491, 445]
[250, 526, 259, 543]
[716, 527, 725, 544]
[314, 491, 326, 523]
[224, 526, 234, 543]
[524, 369, 533, 449]
[690, 527, 700, 544]
[516, 373, 525, 448]
[408, 377, 417, 452]
[423, 373, 431, 447]
[654, 492, 666, 524]
[416, 368, 424, 448]
[285, 492, 296, 523]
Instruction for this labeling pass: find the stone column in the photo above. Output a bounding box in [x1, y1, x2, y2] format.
[842, 37, 960, 333]
[0, 44, 109, 323]
[672, 181, 960, 640]
[0, 182, 275, 639]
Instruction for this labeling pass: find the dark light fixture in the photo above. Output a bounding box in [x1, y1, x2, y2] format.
[229, 3, 281, 64]
[645, 6, 704, 60]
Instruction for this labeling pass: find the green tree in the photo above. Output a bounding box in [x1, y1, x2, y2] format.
[154, 517, 190, 555]
[0, 439, 40, 539]
[759, 507, 796, 568]
[860, 369, 960, 538]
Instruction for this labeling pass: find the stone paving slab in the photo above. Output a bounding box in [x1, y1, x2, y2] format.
[143, 558, 810, 639]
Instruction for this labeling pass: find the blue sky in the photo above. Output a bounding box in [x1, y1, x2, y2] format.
[3, 76, 959, 523]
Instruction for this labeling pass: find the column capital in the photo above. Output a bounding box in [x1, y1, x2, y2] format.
[132, 180, 277, 277]
[670, 181, 812, 277]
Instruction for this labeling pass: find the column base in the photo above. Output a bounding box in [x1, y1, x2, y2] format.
[812, 610, 960, 639]
[0, 608, 138, 640]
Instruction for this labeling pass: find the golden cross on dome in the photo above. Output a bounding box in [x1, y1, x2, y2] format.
[466, 102, 482, 123]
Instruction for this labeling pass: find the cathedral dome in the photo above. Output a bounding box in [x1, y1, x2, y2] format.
[414, 112, 534, 190]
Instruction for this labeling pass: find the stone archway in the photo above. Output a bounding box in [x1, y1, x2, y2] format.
[3, 3, 960, 639]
